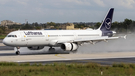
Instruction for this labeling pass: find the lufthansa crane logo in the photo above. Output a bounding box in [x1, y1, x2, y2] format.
[105, 18, 111, 29]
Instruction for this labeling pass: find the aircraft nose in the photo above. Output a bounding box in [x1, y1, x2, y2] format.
[3, 38, 6, 45]
[2, 38, 9, 46]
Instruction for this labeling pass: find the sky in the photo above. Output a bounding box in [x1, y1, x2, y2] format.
[0, 0, 135, 23]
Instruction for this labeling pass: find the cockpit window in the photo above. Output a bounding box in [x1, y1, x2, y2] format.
[7, 35, 17, 37]
[7, 35, 12, 37]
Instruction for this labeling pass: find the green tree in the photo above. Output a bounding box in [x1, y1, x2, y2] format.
[47, 22, 56, 26]
[0, 27, 3, 34]
[111, 21, 119, 30]
[94, 22, 101, 29]
[1, 26, 6, 34]
[35, 26, 41, 30]
[130, 21, 135, 32]
[124, 18, 132, 25]
[21, 22, 34, 30]
[123, 18, 132, 30]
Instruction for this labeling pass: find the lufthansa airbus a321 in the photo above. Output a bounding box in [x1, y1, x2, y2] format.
[3, 8, 126, 55]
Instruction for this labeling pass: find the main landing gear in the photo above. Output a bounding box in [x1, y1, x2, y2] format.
[71, 50, 78, 53]
[49, 46, 55, 52]
[16, 47, 20, 55]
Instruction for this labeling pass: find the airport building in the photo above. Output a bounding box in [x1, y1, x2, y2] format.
[59, 23, 74, 30]
[0, 20, 21, 26]
[45, 23, 75, 30]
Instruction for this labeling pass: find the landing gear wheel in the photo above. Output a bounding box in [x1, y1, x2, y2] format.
[49, 48, 55, 52]
[16, 51, 20, 55]
[71, 50, 78, 53]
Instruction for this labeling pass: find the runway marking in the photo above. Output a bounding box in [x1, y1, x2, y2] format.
[55, 54, 66, 58]
[14, 56, 135, 63]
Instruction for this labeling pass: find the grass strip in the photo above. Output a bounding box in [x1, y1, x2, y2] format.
[0, 35, 6, 39]
[0, 62, 135, 76]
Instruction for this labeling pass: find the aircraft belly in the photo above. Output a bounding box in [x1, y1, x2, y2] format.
[26, 37, 47, 46]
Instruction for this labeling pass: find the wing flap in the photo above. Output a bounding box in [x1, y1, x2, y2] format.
[74, 36, 119, 42]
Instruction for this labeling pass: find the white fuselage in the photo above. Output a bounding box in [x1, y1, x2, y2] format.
[3, 29, 102, 47]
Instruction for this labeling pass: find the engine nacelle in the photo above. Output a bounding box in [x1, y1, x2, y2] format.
[27, 46, 44, 50]
[61, 43, 78, 51]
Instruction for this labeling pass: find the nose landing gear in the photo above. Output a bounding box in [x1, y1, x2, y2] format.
[16, 51, 20, 55]
[16, 47, 20, 55]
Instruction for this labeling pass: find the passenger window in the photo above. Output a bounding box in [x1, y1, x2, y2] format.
[15, 35, 17, 37]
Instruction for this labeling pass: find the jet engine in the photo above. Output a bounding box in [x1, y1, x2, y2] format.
[61, 43, 78, 51]
[27, 46, 44, 50]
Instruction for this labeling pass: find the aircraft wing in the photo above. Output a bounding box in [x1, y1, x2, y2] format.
[57, 35, 126, 44]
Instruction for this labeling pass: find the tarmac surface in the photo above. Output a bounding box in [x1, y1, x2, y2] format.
[0, 50, 135, 65]
[0, 34, 135, 65]
[0, 39, 2, 43]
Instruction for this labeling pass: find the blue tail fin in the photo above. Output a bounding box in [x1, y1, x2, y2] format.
[98, 8, 114, 31]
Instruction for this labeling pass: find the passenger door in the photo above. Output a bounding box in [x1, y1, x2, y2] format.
[20, 32, 27, 46]
[44, 32, 49, 45]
